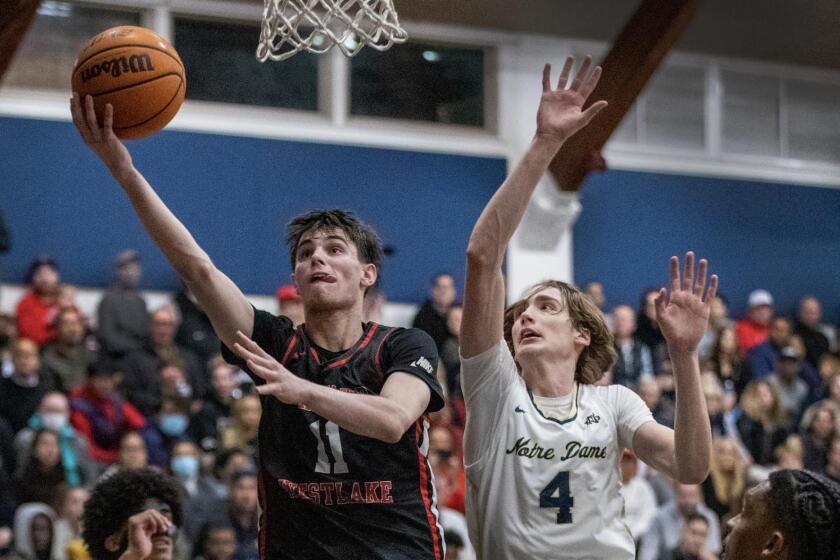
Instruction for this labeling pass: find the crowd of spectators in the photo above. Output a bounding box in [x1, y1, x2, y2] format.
[0, 256, 838, 560]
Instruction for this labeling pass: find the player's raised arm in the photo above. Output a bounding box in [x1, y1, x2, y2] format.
[70, 94, 253, 347]
[633, 252, 718, 483]
[461, 56, 607, 358]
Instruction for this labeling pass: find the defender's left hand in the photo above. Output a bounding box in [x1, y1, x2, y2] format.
[655, 252, 719, 354]
[232, 331, 310, 405]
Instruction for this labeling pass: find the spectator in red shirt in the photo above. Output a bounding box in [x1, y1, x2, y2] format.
[16, 257, 61, 345]
[736, 290, 774, 355]
[69, 361, 145, 466]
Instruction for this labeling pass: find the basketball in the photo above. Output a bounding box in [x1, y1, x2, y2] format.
[71, 26, 186, 140]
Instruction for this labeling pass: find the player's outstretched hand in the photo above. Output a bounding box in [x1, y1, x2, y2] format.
[535, 55, 608, 145]
[654, 251, 719, 354]
[70, 93, 133, 178]
[232, 331, 310, 406]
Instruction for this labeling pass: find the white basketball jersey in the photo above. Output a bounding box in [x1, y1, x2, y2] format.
[461, 342, 654, 560]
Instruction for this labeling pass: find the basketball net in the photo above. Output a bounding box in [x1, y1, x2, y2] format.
[257, 0, 408, 62]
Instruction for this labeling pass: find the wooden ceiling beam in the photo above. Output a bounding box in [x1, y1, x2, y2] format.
[549, 0, 704, 191]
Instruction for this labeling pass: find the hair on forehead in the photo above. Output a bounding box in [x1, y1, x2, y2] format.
[286, 209, 383, 272]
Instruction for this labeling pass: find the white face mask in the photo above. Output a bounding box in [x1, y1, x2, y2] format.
[41, 412, 68, 431]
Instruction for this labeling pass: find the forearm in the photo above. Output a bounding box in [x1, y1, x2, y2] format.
[112, 166, 213, 282]
[301, 383, 413, 444]
[670, 348, 712, 482]
[466, 137, 562, 266]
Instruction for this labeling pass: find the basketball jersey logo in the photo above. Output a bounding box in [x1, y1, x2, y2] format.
[585, 413, 601, 425]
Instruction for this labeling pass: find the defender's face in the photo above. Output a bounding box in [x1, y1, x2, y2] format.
[293, 228, 375, 313]
[722, 482, 775, 560]
[511, 287, 588, 366]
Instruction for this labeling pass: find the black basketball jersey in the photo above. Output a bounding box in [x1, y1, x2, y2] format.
[222, 309, 446, 559]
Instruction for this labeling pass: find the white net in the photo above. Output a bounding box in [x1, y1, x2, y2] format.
[257, 0, 408, 62]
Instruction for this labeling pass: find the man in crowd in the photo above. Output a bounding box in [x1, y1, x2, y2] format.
[412, 273, 458, 353]
[16, 257, 61, 345]
[737, 289, 774, 355]
[42, 306, 96, 392]
[0, 338, 55, 432]
[97, 250, 150, 361]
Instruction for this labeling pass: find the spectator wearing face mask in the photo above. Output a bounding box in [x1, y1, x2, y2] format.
[142, 397, 194, 468]
[168, 441, 217, 543]
[14, 392, 95, 487]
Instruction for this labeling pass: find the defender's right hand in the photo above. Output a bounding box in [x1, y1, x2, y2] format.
[70, 93, 133, 179]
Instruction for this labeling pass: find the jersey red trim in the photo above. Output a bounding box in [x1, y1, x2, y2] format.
[257, 470, 267, 560]
[415, 420, 443, 560]
[280, 332, 299, 365]
[325, 322, 379, 370]
[373, 327, 396, 378]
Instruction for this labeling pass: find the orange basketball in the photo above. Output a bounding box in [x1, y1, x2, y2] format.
[72, 26, 186, 140]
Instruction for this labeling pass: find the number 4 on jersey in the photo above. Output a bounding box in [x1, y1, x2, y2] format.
[540, 471, 574, 524]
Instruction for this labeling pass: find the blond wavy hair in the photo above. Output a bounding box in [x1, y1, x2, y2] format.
[503, 280, 616, 385]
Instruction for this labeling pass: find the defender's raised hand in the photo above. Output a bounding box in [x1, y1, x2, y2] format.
[70, 93, 133, 177]
[535, 55, 608, 145]
[655, 252, 719, 354]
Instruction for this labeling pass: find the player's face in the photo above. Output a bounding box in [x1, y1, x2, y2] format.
[722, 482, 779, 560]
[511, 287, 588, 367]
[293, 228, 375, 313]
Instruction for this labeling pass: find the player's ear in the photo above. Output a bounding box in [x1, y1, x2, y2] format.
[360, 263, 377, 289]
[761, 531, 785, 556]
[574, 326, 591, 347]
[104, 533, 122, 552]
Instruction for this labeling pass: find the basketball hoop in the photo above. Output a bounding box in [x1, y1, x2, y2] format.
[257, 0, 408, 62]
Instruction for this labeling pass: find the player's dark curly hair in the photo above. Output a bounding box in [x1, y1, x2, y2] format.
[767, 469, 840, 560]
[504, 280, 616, 384]
[82, 468, 184, 560]
[286, 209, 383, 273]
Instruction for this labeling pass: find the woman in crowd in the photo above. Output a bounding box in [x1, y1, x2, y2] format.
[736, 380, 790, 465]
[14, 431, 66, 509]
[701, 437, 746, 523]
[707, 326, 748, 396]
[801, 401, 838, 471]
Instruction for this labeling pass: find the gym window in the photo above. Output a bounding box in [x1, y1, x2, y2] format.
[173, 16, 319, 111]
[349, 41, 487, 127]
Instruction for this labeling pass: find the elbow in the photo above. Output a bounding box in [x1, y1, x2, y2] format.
[677, 465, 710, 485]
[378, 415, 413, 445]
[466, 241, 499, 270]
[180, 257, 215, 286]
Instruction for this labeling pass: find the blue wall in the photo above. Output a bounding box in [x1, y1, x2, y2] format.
[0, 116, 507, 303]
[574, 170, 840, 322]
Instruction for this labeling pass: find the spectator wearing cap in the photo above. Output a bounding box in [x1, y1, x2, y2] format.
[97, 250, 150, 362]
[0, 338, 56, 433]
[16, 257, 61, 345]
[721, 469, 840, 560]
[736, 289, 774, 356]
[793, 296, 831, 369]
[766, 347, 810, 426]
[41, 307, 96, 393]
[748, 317, 791, 380]
[275, 284, 304, 327]
[69, 361, 146, 466]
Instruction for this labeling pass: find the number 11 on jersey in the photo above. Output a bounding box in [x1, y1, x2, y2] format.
[309, 419, 349, 474]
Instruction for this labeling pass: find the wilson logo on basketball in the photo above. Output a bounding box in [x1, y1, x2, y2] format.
[80, 54, 155, 82]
